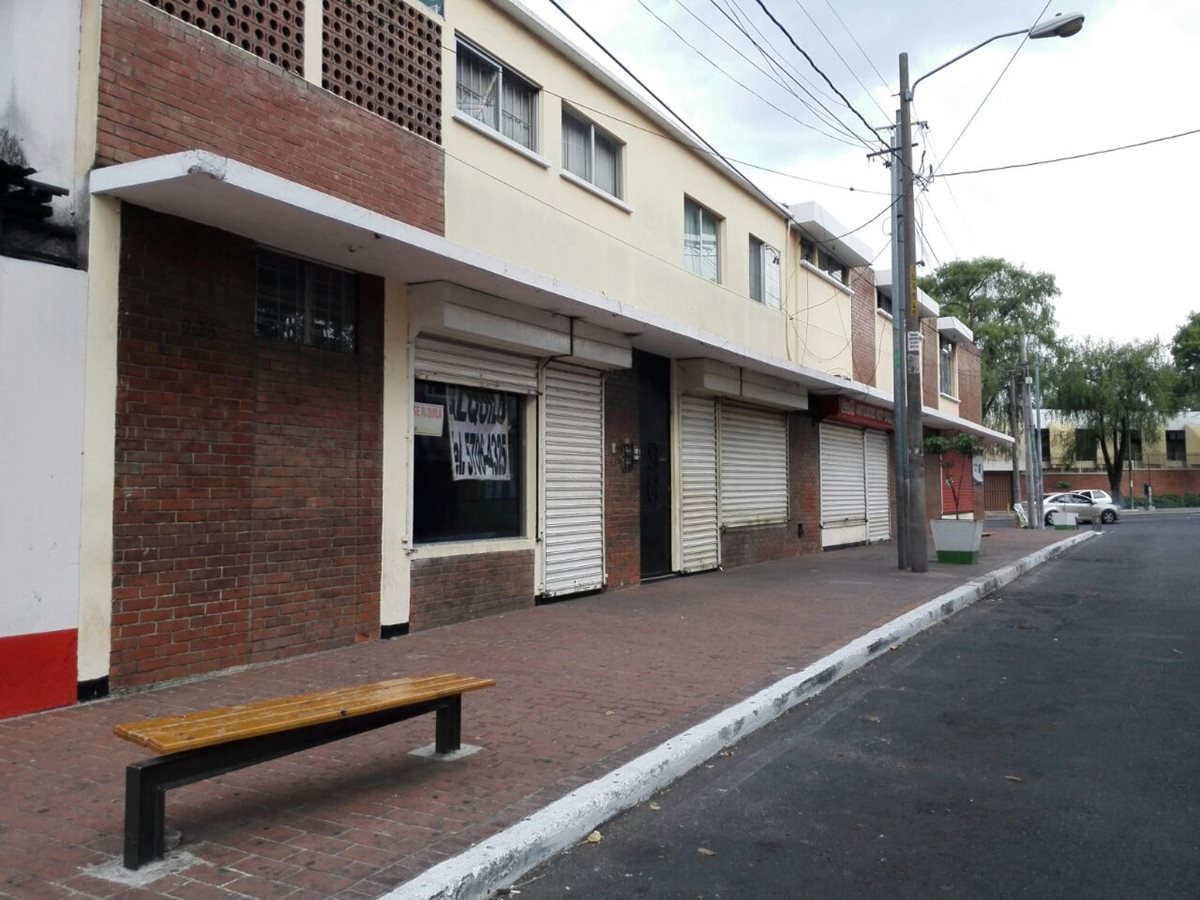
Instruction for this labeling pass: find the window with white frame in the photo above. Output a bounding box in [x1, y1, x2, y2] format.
[456, 39, 538, 151]
[749, 236, 781, 308]
[684, 198, 721, 282]
[800, 237, 848, 285]
[939, 336, 956, 396]
[562, 108, 622, 198]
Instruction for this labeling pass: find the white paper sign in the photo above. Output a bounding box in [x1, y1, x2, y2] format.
[413, 402, 444, 436]
[445, 387, 512, 481]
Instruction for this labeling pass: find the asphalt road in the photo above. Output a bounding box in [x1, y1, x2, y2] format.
[516, 513, 1200, 900]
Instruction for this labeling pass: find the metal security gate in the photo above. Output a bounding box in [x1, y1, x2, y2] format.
[865, 430, 891, 542]
[414, 336, 539, 394]
[678, 395, 719, 573]
[718, 403, 788, 527]
[820, 423, 867, 547]
[541, 363, 605, 597]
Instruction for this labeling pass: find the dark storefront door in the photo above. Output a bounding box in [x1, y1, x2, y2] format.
[637, 350, 672, 578]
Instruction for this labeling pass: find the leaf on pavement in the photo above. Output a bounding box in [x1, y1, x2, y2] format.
[585, 831, 603, 844]
[1005, 775, 1024, 783]
[649, 802, 662, 811]
[697, 847, 716, 856]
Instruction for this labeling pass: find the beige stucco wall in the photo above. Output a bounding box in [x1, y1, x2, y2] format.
[874, 310, 895, 396]
[788, 262, 854, 378]
[442, 0, 792, 361]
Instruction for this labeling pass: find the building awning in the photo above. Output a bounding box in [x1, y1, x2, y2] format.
[90, 150, 1011, 445]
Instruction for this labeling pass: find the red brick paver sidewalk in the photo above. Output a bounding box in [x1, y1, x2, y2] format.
[0, 529, 1072, 898]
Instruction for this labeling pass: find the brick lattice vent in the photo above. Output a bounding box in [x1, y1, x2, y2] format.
[323, 0, 442, 143]
[143, 0, 306, 73]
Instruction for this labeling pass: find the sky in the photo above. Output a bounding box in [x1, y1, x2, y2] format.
[520, 0, 1199, 347]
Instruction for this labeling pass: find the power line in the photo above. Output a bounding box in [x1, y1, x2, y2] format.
[751, 0, 890, 150]
[821, 0, 892, 98]
[635, 0, 866, 148]
[938, 126, 1200, 178]
[702, 0, 874, 148]
[788, 0, 889, 120]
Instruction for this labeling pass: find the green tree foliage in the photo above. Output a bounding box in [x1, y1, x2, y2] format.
[1170, 310, 1200, 409]
[920, 257, 1059, 423]
[1050, 339, 1178, 503]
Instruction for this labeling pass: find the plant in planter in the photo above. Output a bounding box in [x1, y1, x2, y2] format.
[924, 432, 985, 563]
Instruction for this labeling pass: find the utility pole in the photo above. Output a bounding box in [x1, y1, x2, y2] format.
[1021, 336, 1041, 528]
[1032, 349, 1044, 526]
[889, 111, 909, 570]
[898, 54, 927, 571]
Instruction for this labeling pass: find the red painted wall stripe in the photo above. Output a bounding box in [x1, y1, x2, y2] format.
[0, 629, 77, 718]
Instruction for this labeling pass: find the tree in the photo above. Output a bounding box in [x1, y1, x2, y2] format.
[1049, 339, 1178, 505]
[920, 257, 1060, 424]
[1170, 310, 1200, 410]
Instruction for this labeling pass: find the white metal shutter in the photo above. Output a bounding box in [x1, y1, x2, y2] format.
[820, 423, 866, 528]
[414, 336, 538, 394]
[865, 430, 891, 542]
[542, 363, 605, 597]
[679, 395, 719, 573]
[719, 403, 788, 527]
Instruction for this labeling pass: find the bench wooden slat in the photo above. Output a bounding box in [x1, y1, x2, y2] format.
[114, 674, 495, 755]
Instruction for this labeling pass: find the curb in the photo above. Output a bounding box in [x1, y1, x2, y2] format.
[386, 531, 1100, 900]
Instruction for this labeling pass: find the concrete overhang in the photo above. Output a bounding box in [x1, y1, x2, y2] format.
[88, 150, 1011, 445]
[937, 316, 974, 344]
[875, 268, 939, 318]
[787, 201, 874, 268]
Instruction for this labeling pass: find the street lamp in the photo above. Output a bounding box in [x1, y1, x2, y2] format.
[893, 12, 1084, 572]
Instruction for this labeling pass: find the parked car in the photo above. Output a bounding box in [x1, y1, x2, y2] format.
[1074, 489, 1114, 505]
[1041, 491, 1119, 525]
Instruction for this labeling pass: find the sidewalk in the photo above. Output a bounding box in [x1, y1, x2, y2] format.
[0, 527, 1084, 899]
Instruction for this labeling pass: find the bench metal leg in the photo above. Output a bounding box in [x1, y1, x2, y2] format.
[124, 762, 166, 870]
[435, 695, 462, 753]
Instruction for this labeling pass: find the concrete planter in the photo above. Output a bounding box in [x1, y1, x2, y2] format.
[930, 518, 985, 564]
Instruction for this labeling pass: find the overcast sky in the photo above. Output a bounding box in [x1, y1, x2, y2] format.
[520, 0, 1199, 347]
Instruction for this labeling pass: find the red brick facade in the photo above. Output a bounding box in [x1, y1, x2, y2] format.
[111, 207, 383, 687]
[409, 551, 535, 631]
[604, 368, 642, 589]
[849, 268, 878, 386]
[96, 0, 444, 233]
[956, 342, 983, 424]
[921, 317, 940, 409]
[1043, 468, 1200, 500]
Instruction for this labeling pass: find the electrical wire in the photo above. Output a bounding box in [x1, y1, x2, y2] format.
[788, 0, 889, 121]
[751, 0, 890, 150]
[821, 0, 892, 97]
[937, 127, 1200, 178]
[635, 0, 868, 148]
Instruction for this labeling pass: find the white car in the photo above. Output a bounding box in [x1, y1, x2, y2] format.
[1073, 489, 1114, 505]
[1041, 491, 1119, 525]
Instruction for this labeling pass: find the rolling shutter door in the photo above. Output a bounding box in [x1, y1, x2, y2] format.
[679, 395, 719, 573]
[542, 363, 605, 597]
[719, 404, 788, 527]
[820, 423, 867, 547]
[414, 336, 539, 394]
[865, 430, 890, 542]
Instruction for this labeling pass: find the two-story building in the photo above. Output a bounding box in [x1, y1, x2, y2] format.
[0, 0, 999, 718]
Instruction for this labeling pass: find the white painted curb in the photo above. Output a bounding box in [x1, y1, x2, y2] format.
[385, 531, 1099, 900]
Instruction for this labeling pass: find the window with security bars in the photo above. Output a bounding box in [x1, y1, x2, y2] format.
[456, 39, 538, 151]
[1166, 430, 1186, 462]
[562, 109, 621, 198]
[256, 250, 357, 352]
[684, 198, 720, 282]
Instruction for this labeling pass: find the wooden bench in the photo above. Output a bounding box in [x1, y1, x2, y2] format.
[113, 673, 494, 870]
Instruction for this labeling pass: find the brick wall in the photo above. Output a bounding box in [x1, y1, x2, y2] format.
[921, 318, 939, 408]
[957, 341, 983, 424]
[604, 368, 641, 589]
[720, 412, 822, 568]
[1044, 469, 1200, 499]
[111, 206, 383, 687]
[849, 268, 878, 386]
[97, 0, 443, 233]
[409, 551, 535, 631]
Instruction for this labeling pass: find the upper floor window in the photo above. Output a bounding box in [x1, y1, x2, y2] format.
[800, 237, 848, 285]
[255, 250, 357, 353]
[456, 39, 538, 151]
[749, 236, 781, 308]
[684, 198, 720, 282]
[1166, 429, 1186, 462]
[562, 108, 622, 198]
[876, 287, 892, 316]
[939, 336, 956, 396]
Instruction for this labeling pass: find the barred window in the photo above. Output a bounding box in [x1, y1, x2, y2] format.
[255, 250, 356, 352]
[456, 39, 538, 151]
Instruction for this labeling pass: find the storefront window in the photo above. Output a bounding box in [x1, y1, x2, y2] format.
[412, 380, 524, 543]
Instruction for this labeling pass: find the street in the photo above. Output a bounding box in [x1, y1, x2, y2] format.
[517, 514, 1200, 899]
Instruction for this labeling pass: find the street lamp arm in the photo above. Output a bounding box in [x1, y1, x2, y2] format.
[910, 29, 1027, 97]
